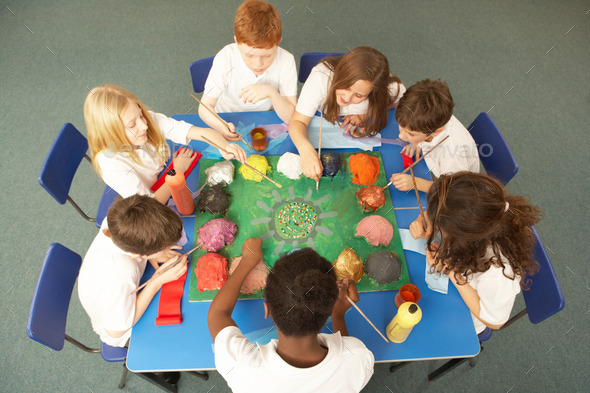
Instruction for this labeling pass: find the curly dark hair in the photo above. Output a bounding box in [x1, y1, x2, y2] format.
[426, 172, 542, 287]
[265, 248, 339, 336]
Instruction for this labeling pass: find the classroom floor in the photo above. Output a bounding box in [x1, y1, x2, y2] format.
[1, 1, 588, 392]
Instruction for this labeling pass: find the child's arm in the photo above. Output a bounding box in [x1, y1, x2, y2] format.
[152, 147, 198, 204]
[208, 238, 263, 342]
[238, 84, 296, 123]
[187, 126, 247, 163]
[390, 173, 432, 193]
[197, 95, 242, 142]
[104, 255, 188, 339]
[331, 279, 360, 336]
[288, 111, 323, 181]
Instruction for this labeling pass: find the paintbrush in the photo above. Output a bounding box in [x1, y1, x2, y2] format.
[383, 135, 450, 189]
[131, 245, 200, 294]
[346, 295, 389, 343]
[316, 112, 323, 191]
[201, 135, 282, 189]
[408, 165, 426, 229]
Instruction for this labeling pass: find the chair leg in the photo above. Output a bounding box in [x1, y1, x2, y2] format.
[136, 373, 178, 393]
[67, 196, 95, 222]
[389, 361, 410, 373]
[186, 370, 209, 380]
[469, 345, 485, 367]
[428, 358, 469, 381]
[118, 364, 129, 389]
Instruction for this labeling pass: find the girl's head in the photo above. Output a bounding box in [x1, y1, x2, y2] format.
[322, 47, 401, 136]
[264, 248, 339, 337]
[84, 84, 169, 175]
[427, 172, 542, 284]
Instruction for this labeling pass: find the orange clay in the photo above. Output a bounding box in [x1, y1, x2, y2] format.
[348, 153, 380, 185]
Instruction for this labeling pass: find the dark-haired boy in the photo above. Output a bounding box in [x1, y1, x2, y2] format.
[78, 195, 187, 348]
[208, 242, 374, 393]
[390, 79, 479, 192]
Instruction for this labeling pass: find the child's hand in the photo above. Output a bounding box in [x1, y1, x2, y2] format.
[409, 213, 431, 239]
[390, 173, 413, 191]
[241, 237, 263, 268]
[219, 123, 243, 142]
[173, 147, 197, 173]
[332, 279, 359, 317]
[341, 115, 367, 136]
[426, 242, 445, 272]
[154, 255, 188, 286]
[300, 145, 323, 181]
[148, 245, 182, 264]
[239, 84, 274, 104]
[220, 144, 247, 163]
[401, 143, 421, 159]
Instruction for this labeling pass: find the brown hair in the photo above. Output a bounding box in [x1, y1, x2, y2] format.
[322, 47, 402, 137]
[107, 194, 183, 256]
[234, 0, 282, 48]
[426, 172, 542, 287]
[395, 79, 454, 134]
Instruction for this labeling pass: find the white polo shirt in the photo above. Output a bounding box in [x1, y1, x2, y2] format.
[467, 246, 521, 334]
[296, 62, 406, 118]
[418, 115, 480, 178]
[215, 326, 374, 393]
[96, 110, 192, 198]
[78, 220, 147, 347]
[204, 43, 298, 113]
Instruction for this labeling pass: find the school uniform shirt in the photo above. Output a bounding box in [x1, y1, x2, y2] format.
[78, 219, 147, 347]
[215, 326, 375, 393]
[467, 247, 521, 334]
[296, 62, 406, 118]
[96, 110, 191, 198]
[418, 115, 480, 179]
[204, 43, 298, 113]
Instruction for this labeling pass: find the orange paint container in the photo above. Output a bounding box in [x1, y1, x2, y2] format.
[394, 283, 421, 308]
[250, 127, 268, 151]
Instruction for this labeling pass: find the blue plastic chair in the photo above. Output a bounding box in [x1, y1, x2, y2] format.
[467, 112, 519, 185]
[189, 56, 214, 93]
[298, 52, 344, 83]
[26, 243, 187, 391]
[38, 123, 118, 228]
[426, 226, 565, 381]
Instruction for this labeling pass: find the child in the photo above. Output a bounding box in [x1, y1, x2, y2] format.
[409, 172, 541, 334]
[85, 84, 246, 204]
[208, 243, 374, 393]
[78, 194, 188, 347]
[199, 0, 298, 136]
[289, 46, 405, 180]
[390, 79, 479, 193]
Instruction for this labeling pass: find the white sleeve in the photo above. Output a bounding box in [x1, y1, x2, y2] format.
[389, 81, 406, 103]
[203, 50, 229, 99]
[101, 278, 137, 332]
[470, 268, 521, 326]
[148, 110, 191, 145]
[295, 66, 330, 117]
[278, 53, 298, 97]
[214, 326, 257, 377]
[97, 153, 154, 198]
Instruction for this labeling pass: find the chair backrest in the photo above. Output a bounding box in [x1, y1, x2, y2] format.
[39, 123, 89, 204]
[189, 57, 215, 93]
[467, 112, 518, 185]
[27, 243, 82, 351]
[521, 227, 565, 324]
[298, 52, 344, 83]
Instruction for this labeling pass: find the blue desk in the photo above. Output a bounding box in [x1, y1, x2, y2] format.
[126, 110, 480, 372]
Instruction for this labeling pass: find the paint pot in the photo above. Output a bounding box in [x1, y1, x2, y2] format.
[394, 283, 421, 307]
[250, 127, 268, 151]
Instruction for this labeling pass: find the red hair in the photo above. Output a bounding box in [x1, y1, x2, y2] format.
[234, 0, 282, 48]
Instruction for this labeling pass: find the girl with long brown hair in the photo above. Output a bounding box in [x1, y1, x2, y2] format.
[289, 47, 405, 180]
[409, 172, 542, 333]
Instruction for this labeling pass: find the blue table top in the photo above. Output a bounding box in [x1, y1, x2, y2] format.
[126, 110, 480, 372]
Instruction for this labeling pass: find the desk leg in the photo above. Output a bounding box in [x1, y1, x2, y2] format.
[389, 361, 410, 373]
[187, 370, 209, 381]
[428, 345, 483, 382]
[136, 372, 179, 393]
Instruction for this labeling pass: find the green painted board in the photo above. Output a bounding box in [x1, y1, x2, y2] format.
[189, 151, 410, 302]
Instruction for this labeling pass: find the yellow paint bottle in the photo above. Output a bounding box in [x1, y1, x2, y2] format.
[386, 302, 422, 343]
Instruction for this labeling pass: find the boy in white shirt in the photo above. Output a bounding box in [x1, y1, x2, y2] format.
[390, 79, 479, 193]
[78, 195, 188, 348]
[209, 243, 374, 393]
[199, 0, 297, 139]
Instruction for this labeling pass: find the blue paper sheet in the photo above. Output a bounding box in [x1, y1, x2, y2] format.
[307, 116, 381, 150]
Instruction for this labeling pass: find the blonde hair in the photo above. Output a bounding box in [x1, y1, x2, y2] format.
[84, 84, 169, 176]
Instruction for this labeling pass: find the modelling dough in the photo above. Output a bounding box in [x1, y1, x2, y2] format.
[277, 152, 303, 180]
[321, 152, 341, 178]
[239, 155, 271, 182]
[228, 257, 268, 294]
[356, 185, 386, 212]
[197, 184, 229, 214]
[275, 202, 317, 239]
[195, 253, 228, 292]
[196, 218, 237, 252]
[204, 160, 234, 186]
[333, 248, 364, 283]
[348, 153, 380, 185]
[365, 251, 401, 285]
[355, 215, 393, 246]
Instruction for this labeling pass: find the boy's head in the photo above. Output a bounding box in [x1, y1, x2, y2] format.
[264, 248, 338, 337]
[107, 194, 183, 257]
[234, 0, 282, 75]
[395, 79, 455, 143]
